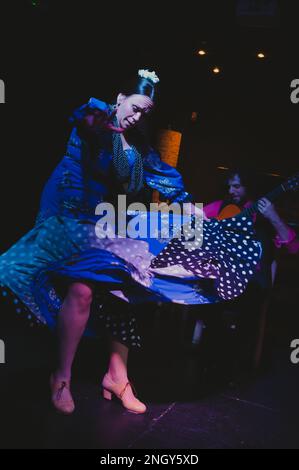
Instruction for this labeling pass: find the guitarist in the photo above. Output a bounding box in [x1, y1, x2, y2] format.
[204, 168, 296, 287]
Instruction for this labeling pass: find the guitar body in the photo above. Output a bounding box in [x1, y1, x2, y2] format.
[217, 204, 241, 221]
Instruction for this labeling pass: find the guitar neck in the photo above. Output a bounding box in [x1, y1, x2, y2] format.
[238, 184, 286, 219]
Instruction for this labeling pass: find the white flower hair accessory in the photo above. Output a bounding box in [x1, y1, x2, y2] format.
[138, 69, 160, 84]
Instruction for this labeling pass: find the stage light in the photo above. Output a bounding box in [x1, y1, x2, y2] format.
[198, 49, 207, 56]
[257, 52, 266, 59]
[212, 67, 221, 74]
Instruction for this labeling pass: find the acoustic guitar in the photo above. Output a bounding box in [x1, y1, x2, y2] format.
[217, 173, 299, 221]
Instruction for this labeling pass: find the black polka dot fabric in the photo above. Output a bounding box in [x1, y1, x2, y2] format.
[0, 284, 141, 349]
[151, 216, 262, 301]
[0, 284, 42, 329]
[91, 293, 142, 348]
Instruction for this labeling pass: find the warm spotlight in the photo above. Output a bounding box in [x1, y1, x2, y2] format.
[212, 67, 221, 74]
[257, 52, 266, 59]
[198, 49, 207, 56]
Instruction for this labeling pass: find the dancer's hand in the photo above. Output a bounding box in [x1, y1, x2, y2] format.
[83, 108, 124, 133]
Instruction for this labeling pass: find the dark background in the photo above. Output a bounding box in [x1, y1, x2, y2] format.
[0, 0, 298, 250]
[0, 1, 299, 449]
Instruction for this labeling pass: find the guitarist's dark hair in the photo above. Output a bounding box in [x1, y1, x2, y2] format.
[226, 166, 260, 200]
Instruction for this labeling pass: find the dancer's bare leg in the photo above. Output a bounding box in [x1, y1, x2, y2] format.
[107, 340, 130, 382]
[102, 339, 147, 413]
[50, 282, 93, 413]
[51, 285, 146, 414]
[54, 282, 93, 381]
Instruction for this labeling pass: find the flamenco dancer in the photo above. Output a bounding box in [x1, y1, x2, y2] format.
[0, 69, 196, 415]
[0, 69, 262, 416]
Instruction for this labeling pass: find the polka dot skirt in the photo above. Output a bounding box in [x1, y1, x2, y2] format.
[151, 216, 262, 301]
[0, 284, 141, 349]
[0, 284, 43, 329]
[91, 292, 142, 348]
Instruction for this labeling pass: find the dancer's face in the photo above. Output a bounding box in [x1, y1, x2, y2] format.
[228, 174, 247, 205]
[116, 94, 154, 130]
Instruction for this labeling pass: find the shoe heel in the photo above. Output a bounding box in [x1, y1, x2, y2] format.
[103, 388, 112, 401]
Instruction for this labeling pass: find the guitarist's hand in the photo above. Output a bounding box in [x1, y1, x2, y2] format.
[258, 198, 279, 222]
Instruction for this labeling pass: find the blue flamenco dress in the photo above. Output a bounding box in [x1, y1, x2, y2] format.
[0, 98, 262, 348]
[0, 98, 206, 347]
